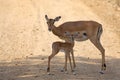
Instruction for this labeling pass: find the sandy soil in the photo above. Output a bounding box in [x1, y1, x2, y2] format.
[0, 0, 120, 80]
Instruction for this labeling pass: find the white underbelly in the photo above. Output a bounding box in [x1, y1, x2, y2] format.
[75, 35, 88, 41]
[59, 49, 65, 52]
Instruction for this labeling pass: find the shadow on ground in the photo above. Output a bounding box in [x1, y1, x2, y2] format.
[0, 55, 120, 80]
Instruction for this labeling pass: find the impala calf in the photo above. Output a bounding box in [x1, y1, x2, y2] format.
[47, 32, 79, 74]
[45, 15, 106, 72]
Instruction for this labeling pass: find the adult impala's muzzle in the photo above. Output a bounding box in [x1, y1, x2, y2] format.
[48, 28, 52, 31]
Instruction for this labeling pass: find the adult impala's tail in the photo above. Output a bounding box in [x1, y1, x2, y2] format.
[97, 24, 103, 41]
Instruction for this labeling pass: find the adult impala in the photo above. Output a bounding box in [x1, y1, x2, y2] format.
[45, 15, 106, 72]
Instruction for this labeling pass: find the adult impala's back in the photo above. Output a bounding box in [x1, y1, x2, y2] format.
[45, 15, 106, 72]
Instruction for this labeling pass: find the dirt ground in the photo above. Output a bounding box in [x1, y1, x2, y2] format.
[0, 0, 120, 80]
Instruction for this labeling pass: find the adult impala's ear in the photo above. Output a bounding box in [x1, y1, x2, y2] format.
[45, 15, 49, 21]
[54, 16, 61, 21]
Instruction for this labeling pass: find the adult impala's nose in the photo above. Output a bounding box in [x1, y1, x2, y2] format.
[48, 28, 51, 31]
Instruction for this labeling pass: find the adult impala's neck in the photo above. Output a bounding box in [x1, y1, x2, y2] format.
[51, 25, 62, 37]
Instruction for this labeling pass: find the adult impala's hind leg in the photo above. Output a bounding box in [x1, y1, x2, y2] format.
[98, 41, 106, 71]
[90, 37, 106, 71]
[64, 53, 68, 72]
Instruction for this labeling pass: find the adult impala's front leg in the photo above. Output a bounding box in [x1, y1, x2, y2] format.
[62, 51, 73, 73]
[71, 49, 76, 70]
[67, 52, 73, 72]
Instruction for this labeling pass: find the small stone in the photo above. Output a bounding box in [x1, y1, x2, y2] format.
[41, 58, 44, 60]
[42, 49, 45, 52]
[88, 57, 89, 59]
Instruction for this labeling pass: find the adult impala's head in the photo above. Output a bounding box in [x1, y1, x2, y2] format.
[45, 15, 61, 31]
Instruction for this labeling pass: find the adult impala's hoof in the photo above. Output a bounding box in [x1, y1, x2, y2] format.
[65, 71, 68, 74]
[47, 72, 51, 75]
[99, 71, 104, 74]
[73, 72, 76, 75]
[60, 68, 65, 72]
